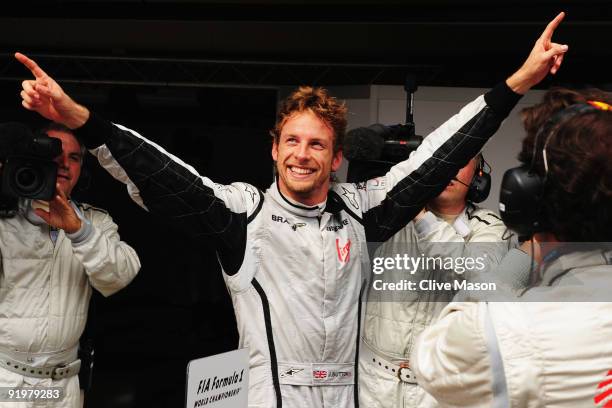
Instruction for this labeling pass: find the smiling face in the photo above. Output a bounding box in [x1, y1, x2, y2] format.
[272, 109, 343, 206]
[48, 129, 83, 197]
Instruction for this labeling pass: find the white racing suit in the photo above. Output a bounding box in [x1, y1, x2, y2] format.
[0, 200, 140, 408]
[411, 248, 612, 407]
[360, 204, 511, 408]
[74, 82, 521, 407]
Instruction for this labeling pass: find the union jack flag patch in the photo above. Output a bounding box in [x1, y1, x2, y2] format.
[313, 370, 328, 379]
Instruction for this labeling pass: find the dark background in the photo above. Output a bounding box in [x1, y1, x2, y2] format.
[1, 1, 610, 406]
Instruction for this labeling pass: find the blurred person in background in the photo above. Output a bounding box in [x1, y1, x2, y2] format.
[411, 88, 612, 407]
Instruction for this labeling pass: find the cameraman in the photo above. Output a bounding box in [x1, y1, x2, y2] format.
[0, 123, 140, 408]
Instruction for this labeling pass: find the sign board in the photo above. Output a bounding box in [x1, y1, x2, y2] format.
[185, 348, 249, 408]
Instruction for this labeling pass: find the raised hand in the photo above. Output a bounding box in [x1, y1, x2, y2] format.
[507, 12, 569, 94]
[34, 183, 82, 234]
[15, 52, 90, 129]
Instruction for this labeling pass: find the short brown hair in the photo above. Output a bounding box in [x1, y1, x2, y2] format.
[518, 87, 609, 164]
[518, 88, 612, 241]
[271, 86, 347, 154]
[41, 122, 87, 159]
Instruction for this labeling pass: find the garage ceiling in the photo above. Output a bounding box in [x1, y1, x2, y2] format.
[1, 0, 610, 88]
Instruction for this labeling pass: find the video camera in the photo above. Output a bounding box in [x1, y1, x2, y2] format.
[0, 123, 61, 217]
[346, 75, 423, 182]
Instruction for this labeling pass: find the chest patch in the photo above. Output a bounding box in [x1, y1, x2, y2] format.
[336, 238, 351, 263]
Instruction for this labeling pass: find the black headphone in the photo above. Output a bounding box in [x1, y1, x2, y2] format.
[499, 102, 608, 238]
[466, 154, 491, 203]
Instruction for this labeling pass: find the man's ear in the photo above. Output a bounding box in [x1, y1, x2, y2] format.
[331, 150, 343, 172]
[271, 140, 278, 162]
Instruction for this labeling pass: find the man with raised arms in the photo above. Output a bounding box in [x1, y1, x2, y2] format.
[15, 12, 566, 407]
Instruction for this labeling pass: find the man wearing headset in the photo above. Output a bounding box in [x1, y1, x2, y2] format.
[360, 153, 512, 408]
[411, 88, 612, 407]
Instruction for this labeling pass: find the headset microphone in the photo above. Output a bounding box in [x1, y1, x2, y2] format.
[452, 177, 470, 188]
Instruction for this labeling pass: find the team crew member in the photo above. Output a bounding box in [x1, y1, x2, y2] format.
[360, 154, 512, 408]
[411, 88, 612, 407]
[0, 124, 140, 408]
[15, 13, 566, 407]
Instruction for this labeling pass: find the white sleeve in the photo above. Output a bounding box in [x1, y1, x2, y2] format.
[411, 302, 497, 408]
[68, 209, 140, 297]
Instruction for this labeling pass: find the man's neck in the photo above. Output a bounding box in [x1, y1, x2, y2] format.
[427, 201, 466, 218]
[276, 181, 328, 208]
[532, 232, 563, 264]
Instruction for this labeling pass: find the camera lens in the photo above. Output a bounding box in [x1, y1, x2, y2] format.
[14, 166, 43, 195]
[2, 156, 57, 200]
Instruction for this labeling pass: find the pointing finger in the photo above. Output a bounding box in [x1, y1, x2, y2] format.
[14, 52, 48, 79]
[540, 12, 565, 42]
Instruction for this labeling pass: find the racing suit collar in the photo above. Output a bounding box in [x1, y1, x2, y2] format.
[430, 206, 470, 237]
[453, 209, 471, 237]
[540, 248, 612, 286]
[20, 198, 46, 226]
[269, 181, 326, 218]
